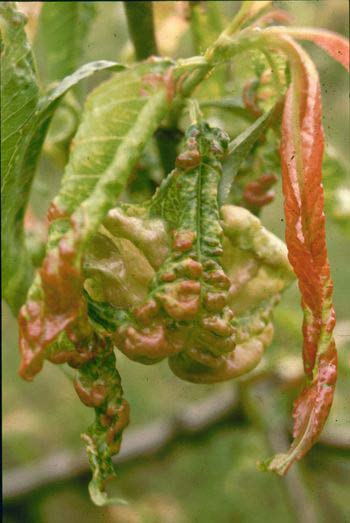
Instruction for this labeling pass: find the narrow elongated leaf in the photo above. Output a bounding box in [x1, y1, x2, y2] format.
[219, 102, 281, 204]
[35, 1, 97, 84]
[262, 35, 338, 475]
[123, 1, 158, 60]
[223, 1, 271, 35]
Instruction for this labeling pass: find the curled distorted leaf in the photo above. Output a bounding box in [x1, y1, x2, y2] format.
[18, 59, 177, 503]
[265, 27, 350, 71]
[19, 59, 176, 379]
[11, 1, 348, 506]
[19, 117, 294, 502]
[84, 123, 294, 383]
[261, 35, 339, 475]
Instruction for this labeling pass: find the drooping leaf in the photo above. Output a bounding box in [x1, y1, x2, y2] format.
[35, 1, 97, 84]
[252, 8, 293, 28]
[265, 27, 350, 71]
[39, 60, 126, 117]
[262, 35, 338, 475]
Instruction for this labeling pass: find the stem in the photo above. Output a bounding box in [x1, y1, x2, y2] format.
[219, 1, 271, 38]
[123, 1, 179, 176]
[123, 1, 158, 60]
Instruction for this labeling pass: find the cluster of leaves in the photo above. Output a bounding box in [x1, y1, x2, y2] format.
[1, 0, 349, 506]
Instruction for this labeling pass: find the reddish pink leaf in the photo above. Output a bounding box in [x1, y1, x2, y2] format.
[18, 227, 93, 381]
[266, 27, 349, 70]
[264, 36, 337, 474]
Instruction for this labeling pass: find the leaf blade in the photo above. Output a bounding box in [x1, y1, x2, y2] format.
[35, 1, 97, 84]
[1, 2, 40, 312]
[263, 35, 337, 474]
[265, 27, 349, 70]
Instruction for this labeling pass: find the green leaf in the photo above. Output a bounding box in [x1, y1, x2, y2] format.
[52, 61, 172, 237]
[218, 103, 280, 204]
[1, 19, 124, 314]
[34, 1, 97, 85]
[1, 2, 40, 313]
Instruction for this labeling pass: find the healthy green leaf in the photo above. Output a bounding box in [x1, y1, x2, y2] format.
[51, 61, 173, 235]
[35, 1, 97, 85]
[1, 2, 40, 313]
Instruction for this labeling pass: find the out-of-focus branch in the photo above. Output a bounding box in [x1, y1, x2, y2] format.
[3, 387, 238, 503]
[4, 364, 349, 505]
[123, 2, 158, 60]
